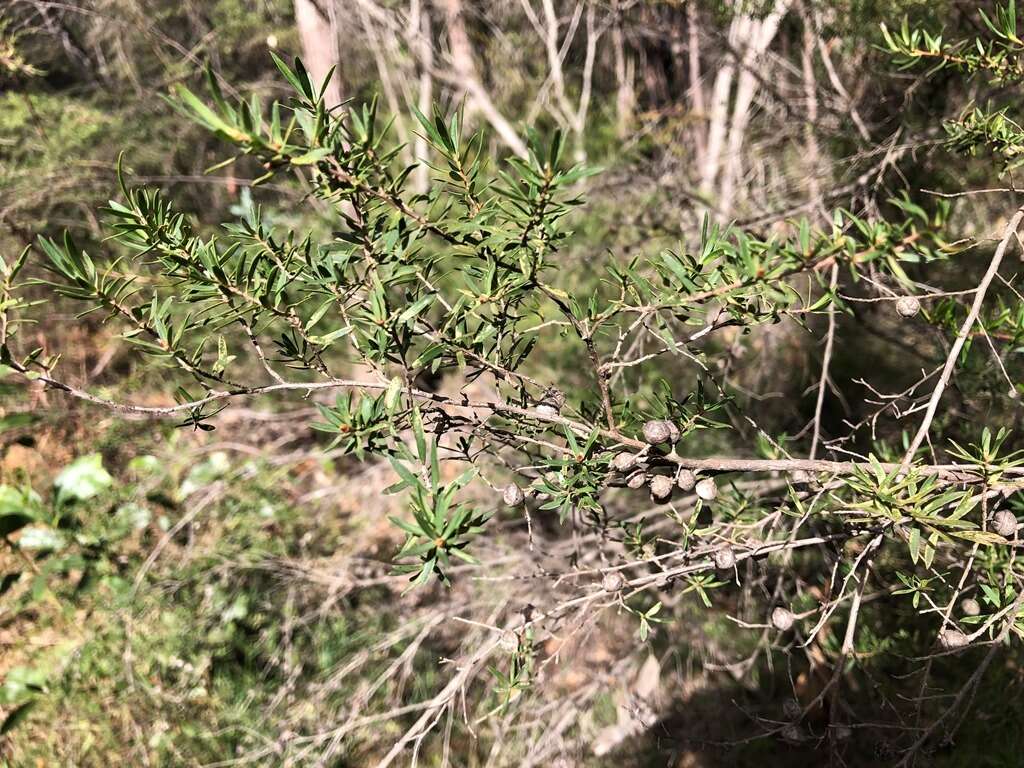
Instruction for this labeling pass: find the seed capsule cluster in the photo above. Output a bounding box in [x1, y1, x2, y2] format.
[607, 443, 718, 505]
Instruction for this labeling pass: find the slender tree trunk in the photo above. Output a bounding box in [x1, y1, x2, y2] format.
[801, 5, 822, 217]
[293, 0, 342, 107]
[434, 0, 528, 157]
[413, 2, 434, 193]
[700, 44, 736, 194]
[686, 1, 706, 163]
[612, 5, 635, 140]
[718, 2, 789, 214]
[701, 0, 790, 216]
[356, 2, 412, 153]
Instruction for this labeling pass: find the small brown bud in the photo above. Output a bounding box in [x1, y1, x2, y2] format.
[960, 598, 981, 617]
[695, 477, 718, 501]
[937, 628, 969, 650]
[676, 468, 697, 492]
[626, 471, 647, 489]
[602, 571, 626, 592]
[713, 547, 736, 571]
[502, 483, 525, 507]
[991, 509, 1018, 537]
[649, 474, 674, 502]
[771, 606, 795, 632]
[611, 451, 637, 473]
[896, 295, 921, 318]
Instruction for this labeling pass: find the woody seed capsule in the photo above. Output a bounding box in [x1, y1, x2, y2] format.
[676, 468, 697, 491]
[695, 477, 718, 501]
[626, 471, 647, 490]
[602, 571, 626, 592]
[502, 482, 525, 507]
[960, 598, 981, 617]
[713, 547, 736, 571]
[938, 628, 969, 650]
[771, 606, 795, 632]
[649, 474, 674, 502]
[896, 295, 921, 318]
[535, 402, 559, 418]
[991, 509, 1018, 537]
[642, 419, 675, 445]
[498, 631, 518, 653]
[611, 451, 637, 473]
[790, 469, 811, 485]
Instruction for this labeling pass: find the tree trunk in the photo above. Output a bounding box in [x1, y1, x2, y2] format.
[413, 4, 434, 193]
[293, 0, 342, 107]
[699, 0, 790, 216]
[612, 8, 635, 140]
[717, 2, 789, 215]
[434, 0, 527, 157]
[686, 1, 706, 163]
